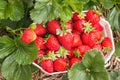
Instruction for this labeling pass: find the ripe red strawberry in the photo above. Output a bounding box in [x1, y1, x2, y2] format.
[58, 33, 73, 50]
[72, 33, 82, 48]
[47, 20, 61, 35]
[82, 30, 102, 47]
[46, 35, 60, 51]
[72, 29, 81, 35]
[66, 20, 73, 32]
[92, 23, 103, 31]
[53, 58, 67, 71]
[41, 59, 53, 73]
[70, 57, 82, 68]
[73, 19, 86, 33]
[73, 12, 80, 22]
[34, 24, 47, 36]
[86, 10, 100, 25]
[22, 29, 36, 44]
[92, 44, 102, 51]
[78, 45, 91, 57]
[102, 37, 112, 50]
[35, 37, 45, 49]
[67, 50, 75, 59]
[72, 12, 86, 22]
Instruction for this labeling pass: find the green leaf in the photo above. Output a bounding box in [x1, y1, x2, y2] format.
[115, 41, 120, 57]
[5, 0, 24, 21]
[68, 62, 91, 80]
[0, 36, 16, 59]
[82, 49, 105, 71]
[60, 5, 73, 22]
[110, 71, 120, 80]
[1, 55, 32, 80]
[100, 0, 114, 9]
[107, 8, 120, 31]
[68, 0, 83, 13]
[30, 1, 59, 24]
[0, 0, 7, 19]
[13, 38, 38, 65]
[68, 49, 109, 80]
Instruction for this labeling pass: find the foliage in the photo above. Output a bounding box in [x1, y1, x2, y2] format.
[0, 36, 38, 80]
[110, 71, 120, 80]
[68, 49, 110, 80]
[107, 8, 120, 31]
[114, 41, 120, 57]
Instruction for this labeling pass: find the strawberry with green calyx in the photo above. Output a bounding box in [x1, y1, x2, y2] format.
[72, 12, 86, 22]
[83, 22, 94, 33]
[57, 33, 73, 50]
[45, 35, 60, 51]
[56, 47, 69, 58]
[73, 19, 86, 33]
[22, 29, 36, 44]
[102, 37, 112, 53]
[46, 51, 57, 61]
[77, 45, 91, 57]
[30, 23, 47, 37]
[35, 37, 45, 49]
[81, 30, 102, 47]
[86, 10, 100, 25]
[47, 19, 61, 35]
[72, 33, 82, 48]
[53, 58, 67, 72]
[69, 57, 82, 68]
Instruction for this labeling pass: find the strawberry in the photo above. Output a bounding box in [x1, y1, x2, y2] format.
[67, 50, 75, 59]
[47, 20, 61, 35]
[72, 33, 82, 48]
[72, 12, 86, 22]
[34, 24, 47, 36]
[81, 30, 102, 47]
[73, 19, 86, 33]
[92, 44, 102, 51]
[72, 12, 80, 22]
[86, 10, 100, 25]
[58, 33, 73, 50]
[35, 37, 45, 49]
[92, 23, 103, 31]
[41, 59, 53, 73]
[70, 57, 82, 68]
[46, 35, 60, 51]
[22, 29, 36, 44]
[78, 45, 91, 57]
[102, 37, 112, 51]
[66, 20, 73, 32]
[53, 58, 67, 71]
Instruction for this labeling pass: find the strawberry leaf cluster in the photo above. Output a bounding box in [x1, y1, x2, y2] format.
[30, 0, 83, 23]
[68, 49, 110, 80]
[0, 36, 38, 80]
[0, 0, 24, 21]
